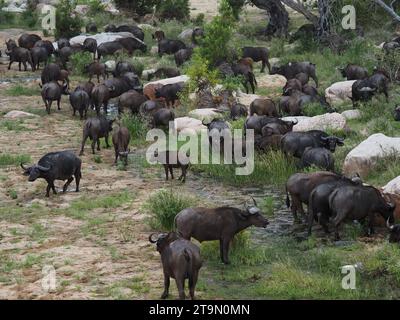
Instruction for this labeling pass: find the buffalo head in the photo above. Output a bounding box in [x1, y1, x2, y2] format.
[240, 197, 269, 228]
[320, 136, 345, 152]
[270, 65, 281, 75]
[118, 148, 130, 164]
[149, 232, 179, 252]
[21, 163, 51, 181]
[387, 221, 400, 243]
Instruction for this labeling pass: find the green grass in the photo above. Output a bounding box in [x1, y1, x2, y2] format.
[0, 154, 31, 167]
[121, 114, 149, 146]
[4, 85, 39, 96]
[0, 120, 31, 132]
[143, 189, 198, 231]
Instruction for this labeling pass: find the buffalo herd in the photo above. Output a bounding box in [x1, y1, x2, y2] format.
[4, 23, 399, 300]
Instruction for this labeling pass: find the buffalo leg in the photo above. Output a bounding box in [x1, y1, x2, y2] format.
[319, 213, 330, 234]
[63, 177, 74, 192]
[179, 167, 187, 182]
[79, 134, 88, 156]
[189, 271, 198, 300]
[46, 184, 51, 197]
[47, 100, 53, 114]
[18, 62, 21, 71]
[97, 74, 100, 83]
[169, 167, 174, 179]
[114, 149, 119, 164]
[332, 215, 344, 241]
[96, 138, 101, 151]
[161, 274, 170, 299]
[307, 209, 315, 236]
[175, 278, 185, 300]
[222, 238, 230, 264]
[91, 137, 97, 154]
[57, 99, 61, 110]
[8, 60, 13, 70]
[105, 135, 110, 148]
[164, 166, 169, 180]
[74, 168, 81, 192]
[23, 61, 27, 71]
[51, 182, 57, 195]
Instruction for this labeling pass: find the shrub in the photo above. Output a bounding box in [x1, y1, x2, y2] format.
[197, 0, 236, 66]
[144, 189, 198, 230]
[120, 114, 148, 145]
[21, 0, 39, 28]
[192, 13, 205, 26]
[55, 0, 83, 39]
[227, 0, 245, 20]
[88, 0, 105, 15]
[156, 0, 190, 22]
[114, 0, 159, 16]
[70, 51, 93, 76]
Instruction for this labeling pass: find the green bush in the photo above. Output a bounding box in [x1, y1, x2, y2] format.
[144, 189, 198, 230]
[192, 13, 205, 26]
[70, 51, 93, 75]
[113, 0, 159, 16]
[55, 0, 83, 38]
[156, 0, 190, 22]
[227, 0, 245, 20]
[88, 0, 105, 15]
[120, 114, 148, 145]
[197, 0, 236, 66]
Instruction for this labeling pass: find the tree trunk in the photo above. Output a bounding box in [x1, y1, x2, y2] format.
[250, 0, 289, 37]
[373, 0, 400, 23]
[317, 0, 331, 38]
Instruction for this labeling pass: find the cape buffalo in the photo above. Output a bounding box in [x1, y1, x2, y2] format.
[149, 232, 202, 300]
[242, 46, 271, 73]
[175, 199, 269, 264]
[112, 126, 130, 165]
[80, 116, 114, 155]
[271, 61, 318, 87]
[21, 150, 81, 197]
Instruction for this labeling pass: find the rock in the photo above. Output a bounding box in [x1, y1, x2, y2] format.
[178, 28, 193, 41]
[4, 110, 38, 119]
[282, 113, 347, 132]
[138, 24, 155, 32]
[257, 74, 287, 90]
[142, 69, 156, 80]
[104, 60, 116, 72]
[343, 133, 400, 178]
[61, 32, 144, 50]
[325, 80, 356, 106]
[73, 4, 89, 15]
[235, 91, 262, 107]
[173, 117, 206, 135]
[341, 109, 361, 120]
[150, 46, 158, 55]
[383, 176, 400, 195]
[101, 0, 119, 15]
[188, 108, 224, 124]
[144, 75, 189, 90]
[269, 58, 280, 66]
[1, 0, 26, 12]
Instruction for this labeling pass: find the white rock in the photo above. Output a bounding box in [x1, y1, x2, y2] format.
[325, 80, 356, 106]
[383, 176, 400, 195]
[74, 4, 89, 15]
[150, 46, 158, 55]
[104, 60, 116, 72]
[283, 113, 347, 132]
[257, 74, 287, 90]
[269, 58, 280, 66]
[173, 117, 207, 135]
[343, 133, 400, 178]
[178, 29, 193, 41]
[65, 32, 144, 48]
[4, 110, 38, 118]
[188, 108, 224, 124]
[341, 109, 361, 120]
[144, 75, 189, 90]
[138, 24, 155, 31]
[142, 69, 156, 79]
[235, 91, 262, 107]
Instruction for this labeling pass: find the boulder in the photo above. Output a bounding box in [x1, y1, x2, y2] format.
[343, 133, 400, 178]
[62, 32, 144, 49]
[150, 46, 158, 55]
[341, 109, 361, 120]
[282, 113, 347, 132]
[1, 0, 26, 12]
[144, 75, 189, 90]
[104, 60, 116, 73]
[188, 108, 224, 124]
[138, 24, 155, 32]
[4, 110, 38, 118]
[383, 176, 400, 195]
[74, 4, 89, 15]
[178, 29, 193, 41]
[257, 74, 287, 90]
[142, 69, 156, 80]
[325, 80, 356, 106]
[234, 91, 261, 107]
[173, 117, 207, 135]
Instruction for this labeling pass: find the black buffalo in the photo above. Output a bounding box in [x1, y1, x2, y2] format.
[21, 151, 81, 197]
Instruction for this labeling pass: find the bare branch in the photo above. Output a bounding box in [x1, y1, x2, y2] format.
[374, 0, 400, 22]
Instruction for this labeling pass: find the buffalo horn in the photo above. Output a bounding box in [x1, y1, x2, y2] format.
[387, 218, 394, 230]
[149, 233, 160, 243]
[37, 165, 51, 172]
[20, 163, 29, 170]
[292, 119, 298, 125]
[250, 196, 257, 207]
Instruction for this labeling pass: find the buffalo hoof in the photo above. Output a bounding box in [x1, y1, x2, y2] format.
[161, 292, 168, 299]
